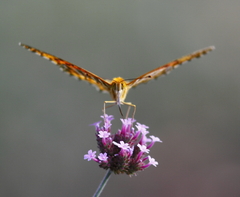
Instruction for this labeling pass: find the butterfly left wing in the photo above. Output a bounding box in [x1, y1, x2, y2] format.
[19, 43, 111, 92]
[127, 46, 215, 88]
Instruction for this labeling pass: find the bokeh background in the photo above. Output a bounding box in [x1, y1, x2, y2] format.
[1, 1, 240, 196]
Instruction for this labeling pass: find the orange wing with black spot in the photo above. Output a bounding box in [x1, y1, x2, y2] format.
[19, 43, 111, 92]
[127, 46, 215, 88]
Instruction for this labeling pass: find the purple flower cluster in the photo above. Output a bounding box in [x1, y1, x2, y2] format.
[84, 115, 162, 175]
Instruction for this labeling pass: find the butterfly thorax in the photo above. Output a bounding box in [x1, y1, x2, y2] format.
[109, 77, 130, 106]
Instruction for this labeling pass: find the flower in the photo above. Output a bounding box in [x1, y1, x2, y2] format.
[98, 131, 110, 139]
[98, 153, 108, 162]
[148, 156, 159, 167]
[84, 150, 97, 161]
[137, 144, 150, 153]
[112, 141, 130, 150]
[84, 115, 162, 175]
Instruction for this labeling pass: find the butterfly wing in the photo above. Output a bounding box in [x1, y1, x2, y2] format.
[127, 46, 215, 88]
[19, 43, 111, 92]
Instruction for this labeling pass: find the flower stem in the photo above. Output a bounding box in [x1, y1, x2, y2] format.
[93, 169, 112, 197]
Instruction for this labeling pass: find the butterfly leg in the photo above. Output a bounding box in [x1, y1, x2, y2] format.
[122, 102, 136, 120]
[103, 101, 136, 120]
[125, 105, 131, 119]
[103, 101, 117, 122]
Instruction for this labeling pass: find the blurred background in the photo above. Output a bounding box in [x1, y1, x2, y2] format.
[1, 0, 240, 196]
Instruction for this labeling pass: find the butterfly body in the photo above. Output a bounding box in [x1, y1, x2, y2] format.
[19, 43, 214, 116]
[106, 77, 127, 105]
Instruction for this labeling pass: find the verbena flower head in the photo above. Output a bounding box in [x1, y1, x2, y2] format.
[84, 114, 162, 175]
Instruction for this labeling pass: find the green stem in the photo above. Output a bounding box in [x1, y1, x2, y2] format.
[93, 169, 112, 197]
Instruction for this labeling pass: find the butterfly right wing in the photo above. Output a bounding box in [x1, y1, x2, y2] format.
[127, 46, 215, 88]
[19, 43, 111, 92]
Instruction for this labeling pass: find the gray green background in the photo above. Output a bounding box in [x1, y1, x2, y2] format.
[1, 1, 240, 196]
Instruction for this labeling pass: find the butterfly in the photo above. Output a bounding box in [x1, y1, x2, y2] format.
[19, 43, 215, 117]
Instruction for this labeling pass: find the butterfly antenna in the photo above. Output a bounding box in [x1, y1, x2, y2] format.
[125, 78, 136, 81]
[125, 76, 152, 82]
